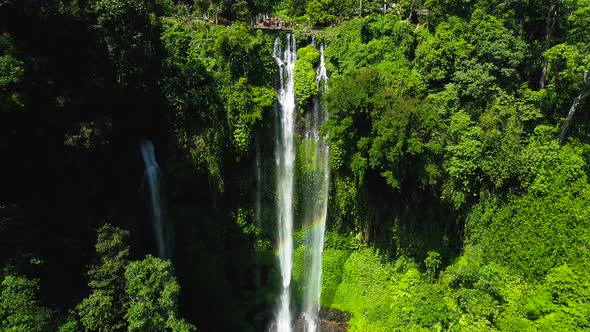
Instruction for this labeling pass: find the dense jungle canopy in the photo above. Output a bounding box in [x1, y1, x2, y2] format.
[0, 0, 589, 331]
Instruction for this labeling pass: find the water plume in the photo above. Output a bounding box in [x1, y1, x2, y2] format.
[140, 140, 168, 260]
[301, 40, 330, 332]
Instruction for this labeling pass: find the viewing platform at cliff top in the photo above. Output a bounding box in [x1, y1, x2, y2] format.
[254, 19, 294, 31]
[197, 14, 338, 33]
[253, 19, 339, 36]
[196, 13, 427, 35]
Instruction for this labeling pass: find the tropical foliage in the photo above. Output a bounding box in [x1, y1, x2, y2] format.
[0, 0, 589, 330]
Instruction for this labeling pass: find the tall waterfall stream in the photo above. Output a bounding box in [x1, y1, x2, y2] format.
[301, 40, 330, 332]
[269, 35, 331, 332]
[272, 34, 297, 332]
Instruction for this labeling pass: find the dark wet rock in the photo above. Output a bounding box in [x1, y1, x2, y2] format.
[319, 308, 351, 324]
[293, 308, 350, 332]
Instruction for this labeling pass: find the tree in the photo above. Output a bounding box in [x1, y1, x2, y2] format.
[306, 0, 337, 26]
[528, 264, 590, 330]
[289, 0, 308, 17]
[75, 225, 195, 331]
[473, 131, 590, 279]
[0, 275, 52, 332]
[424, 251, 441, 283]
[93, 0, 170, 87]
[77, 224, 130, 332]
[559, 70, 590, 144]
[368, 92, 442, 190]
[294, 44, 319, 109]
[0, 33, 24, 113]
[125, 256, 195, 332]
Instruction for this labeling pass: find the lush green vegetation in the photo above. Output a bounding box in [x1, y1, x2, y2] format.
[1, 0, 589, 331]
[314, 1, 590, 329]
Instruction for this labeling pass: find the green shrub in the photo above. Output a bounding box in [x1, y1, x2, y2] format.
[294, 45, 320, 110]
[321, 249, 351, 307]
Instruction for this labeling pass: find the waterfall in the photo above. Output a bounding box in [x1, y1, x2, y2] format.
[140, 140, 168, 260]
[301, 40, 330, 332]
[272, 34, 297, 332]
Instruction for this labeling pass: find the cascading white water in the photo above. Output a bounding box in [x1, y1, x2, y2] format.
[301, 40, 330, 332]
[272, 34, 297, 332]
[140, 140, 168, 260]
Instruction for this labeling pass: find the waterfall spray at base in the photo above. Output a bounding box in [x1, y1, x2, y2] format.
[301, 40, 330, 332]
[140, 140, 168, 260]
[272, 34, 297, 332]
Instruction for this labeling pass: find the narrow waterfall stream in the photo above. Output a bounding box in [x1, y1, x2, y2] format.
[301, 40, 330, 332]
[272, 34, 297, 332]
[140, 140, 168, 260]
